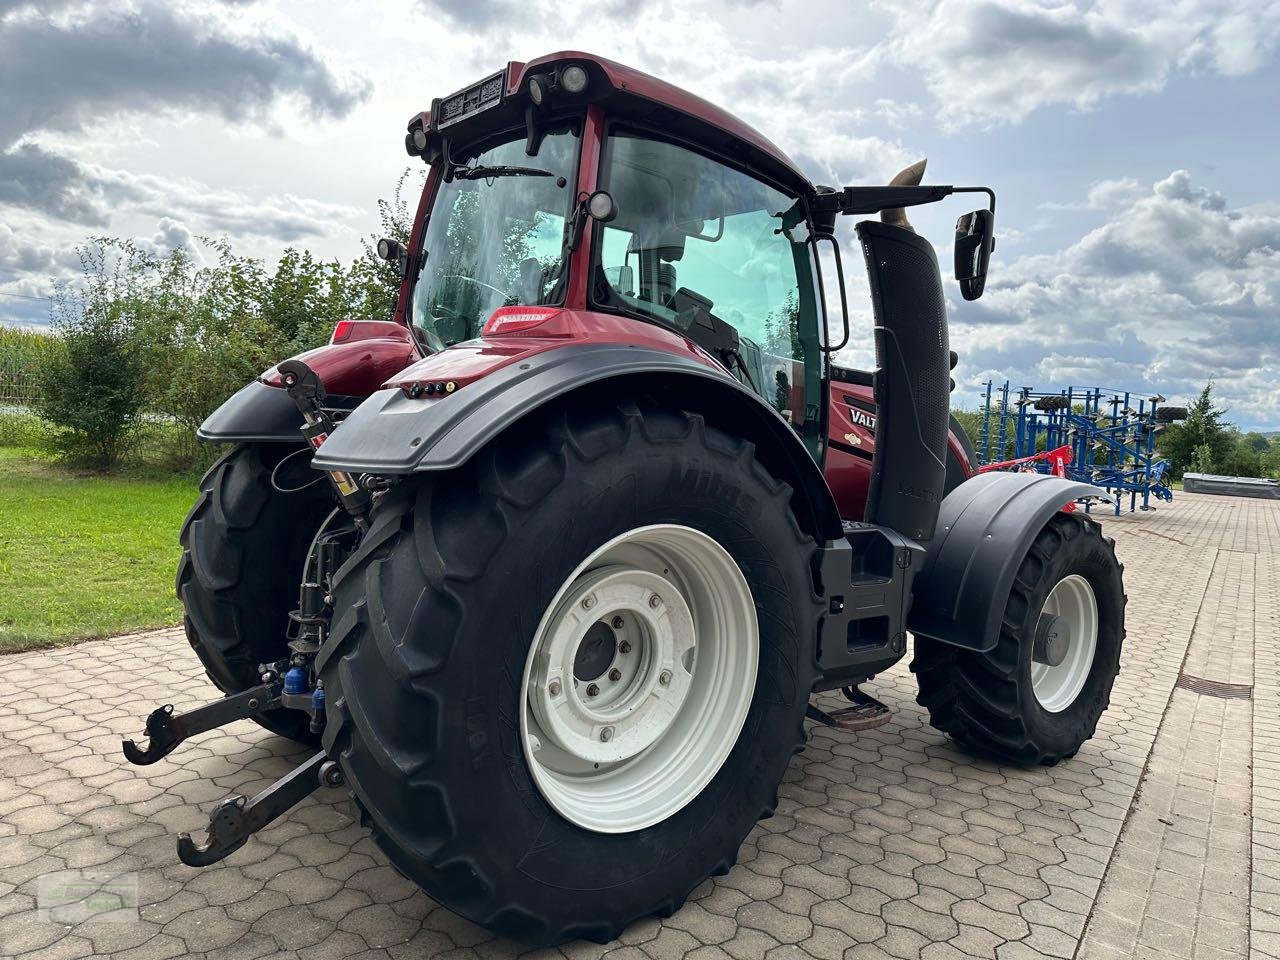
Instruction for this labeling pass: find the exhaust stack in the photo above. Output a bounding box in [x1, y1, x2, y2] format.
[857, 215, 950, 542]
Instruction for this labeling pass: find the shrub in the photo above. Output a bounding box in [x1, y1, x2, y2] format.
[17, 173, 417, 471]
[36, 251, 148, 468]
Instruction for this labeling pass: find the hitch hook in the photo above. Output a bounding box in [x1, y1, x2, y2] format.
[121, 704, 180, 765]
[177, 752, 335, 867]
[121, 682, 281, 766]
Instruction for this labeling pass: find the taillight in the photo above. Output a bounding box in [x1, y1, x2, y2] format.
[482, 306, 561, 337]
[330, 319, 354, 343]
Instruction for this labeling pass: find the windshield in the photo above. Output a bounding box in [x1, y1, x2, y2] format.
[410, 125, 579, 349]
[595, 130, 821, 438]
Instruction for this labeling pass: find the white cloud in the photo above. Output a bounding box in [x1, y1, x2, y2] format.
[880, 0, 1280, 126]
[954, 170, 1280, 427]
[0, 0, 370, 224]
[0, 1, 368, 148]
[1042, 177, 1145, 212]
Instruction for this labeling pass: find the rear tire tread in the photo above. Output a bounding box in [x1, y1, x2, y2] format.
[320, 400, 819, 944]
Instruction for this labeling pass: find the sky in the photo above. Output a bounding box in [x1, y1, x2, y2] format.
[1, 0, 1278, 428]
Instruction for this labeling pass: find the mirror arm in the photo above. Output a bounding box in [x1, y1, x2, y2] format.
[811, 184, 998, 218]
[812, 185, 954, 217]
[953, 186, 996, 216]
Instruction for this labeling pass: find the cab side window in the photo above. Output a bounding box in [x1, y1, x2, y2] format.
[596, 132, 820, 431]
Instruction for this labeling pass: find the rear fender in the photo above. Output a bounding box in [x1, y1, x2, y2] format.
[312, 341, 844, 542]
[907, 472, 1101, 652]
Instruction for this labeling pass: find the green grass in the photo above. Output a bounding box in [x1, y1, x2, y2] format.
[0, 445, 196, 653]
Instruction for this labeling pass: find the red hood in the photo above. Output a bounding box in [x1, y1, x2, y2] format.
[382, 309, 720, 395]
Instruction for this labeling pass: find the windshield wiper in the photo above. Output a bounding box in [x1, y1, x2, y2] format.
[452, 164, 560, 181]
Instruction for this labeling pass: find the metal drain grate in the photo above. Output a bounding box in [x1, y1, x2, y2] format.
[1175, 673, 1253, 699]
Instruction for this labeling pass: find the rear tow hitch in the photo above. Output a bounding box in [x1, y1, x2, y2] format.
[177, 753, 343, 866]
[122, 681, 284, 765]
[806, 686, 893, 732]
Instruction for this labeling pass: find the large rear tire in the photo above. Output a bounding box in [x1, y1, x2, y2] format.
[911, 513, 1125, 765]
[177, 443, 333, 744]
[318, 400, 820, 944]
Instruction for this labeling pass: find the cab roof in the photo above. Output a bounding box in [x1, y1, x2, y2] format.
[416, 51, 814, 197]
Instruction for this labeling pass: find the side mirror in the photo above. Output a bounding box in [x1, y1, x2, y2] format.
[954, 209, 994, 300]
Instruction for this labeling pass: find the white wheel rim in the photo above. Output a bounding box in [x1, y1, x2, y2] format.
[1031, 574, 1098, 713]
[519, 524, 758, 833]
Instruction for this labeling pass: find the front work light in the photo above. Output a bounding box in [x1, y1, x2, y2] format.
[528, 74, 547, 105]
[586, 190, 617, 223]
[560, 64, 588, 94]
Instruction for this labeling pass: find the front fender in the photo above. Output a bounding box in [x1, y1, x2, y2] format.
[907, 472, 1102, 651]
[198, 380, 304, 444]
[197, 380, 360, 444]
[312, 342, 844, 541]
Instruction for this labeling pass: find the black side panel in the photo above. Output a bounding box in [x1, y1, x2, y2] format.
[816, 522, 924, 687]
[908, 472, 1101, 651]
[857, 220, 949, 542]
[312, 342, 845, 541]
[198, 380, 361, 444]
[198, 381, 302, 443]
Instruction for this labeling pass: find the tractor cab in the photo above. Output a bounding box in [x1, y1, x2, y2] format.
[393, 54, 828, 450]
[387, 52, 992, 490]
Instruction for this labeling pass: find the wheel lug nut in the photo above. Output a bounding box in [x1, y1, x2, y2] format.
[619, 641, 631, 654]
[586, 683, 599, 697]
[581, 596, 595, 610]
[548, 679, 561, 696]
[611, 616, 624, 629]
[659, 670, 672, 686]
[609, 668, 622, 681]
[600, 727, 613, 742]
[648, 594, 662, 608]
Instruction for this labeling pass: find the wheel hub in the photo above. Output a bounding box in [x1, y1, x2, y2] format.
[1033, 613, 1068, 667]
[519, 524, 759, 834]
[573, 622, 616, 681]
[529, 567, 694, 765]
[1030, 574, 1099, 712]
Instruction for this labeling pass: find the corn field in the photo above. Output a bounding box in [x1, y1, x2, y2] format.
[0, 327, 52, 409]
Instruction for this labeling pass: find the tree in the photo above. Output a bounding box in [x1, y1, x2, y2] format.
[1244, 431, 1271, 453]
[28, 174, 425, 469]
[1157, 381, 1232, 477]
[1192, 443, 1215, 475]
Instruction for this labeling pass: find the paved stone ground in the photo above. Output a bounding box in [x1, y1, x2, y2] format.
[1, 490, 1276, 960]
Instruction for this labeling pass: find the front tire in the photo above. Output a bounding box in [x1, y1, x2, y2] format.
[911, 513, 1125, 765]
[318, 401, 820, 944]
[177, 443, 333, 743]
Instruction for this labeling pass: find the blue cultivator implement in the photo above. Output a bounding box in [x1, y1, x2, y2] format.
[977, 382, 1182, 515]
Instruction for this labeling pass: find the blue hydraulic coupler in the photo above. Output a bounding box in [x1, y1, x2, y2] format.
[283, 665, 309, 695]
[310, 684, 326, 734]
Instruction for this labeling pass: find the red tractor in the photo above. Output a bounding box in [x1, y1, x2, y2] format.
[124, 52, 1125, 945]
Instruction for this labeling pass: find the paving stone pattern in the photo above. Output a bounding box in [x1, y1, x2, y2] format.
[1, 491, 1276, 959]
